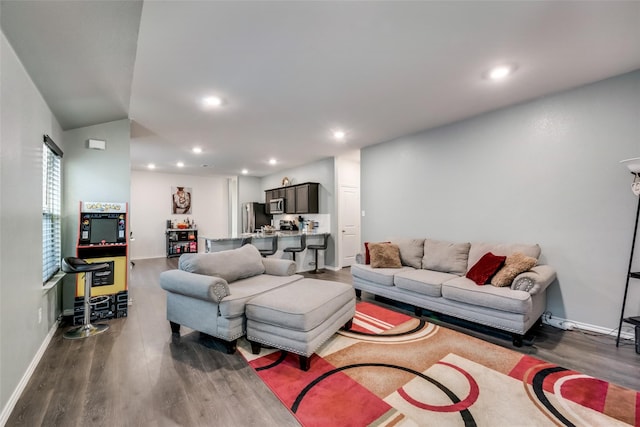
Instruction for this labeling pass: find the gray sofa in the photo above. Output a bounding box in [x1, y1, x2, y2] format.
[351, 239, 557, 346]
[159, 244, 302, 353]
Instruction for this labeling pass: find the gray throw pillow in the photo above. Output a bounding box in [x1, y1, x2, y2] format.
[179, 244, 266, 283]
[392, 238, 425, 269]
[422, 239, 471, 275]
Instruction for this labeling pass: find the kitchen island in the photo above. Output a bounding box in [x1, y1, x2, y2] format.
[201, 231, 330, 272]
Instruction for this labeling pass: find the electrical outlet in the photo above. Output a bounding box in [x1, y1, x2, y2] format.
[38, 307, 42, 324]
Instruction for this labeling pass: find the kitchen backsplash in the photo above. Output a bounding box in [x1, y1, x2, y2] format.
[272, 213, 330, 233]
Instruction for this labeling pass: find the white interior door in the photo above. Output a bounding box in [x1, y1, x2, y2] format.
[339, 185, 360, 267]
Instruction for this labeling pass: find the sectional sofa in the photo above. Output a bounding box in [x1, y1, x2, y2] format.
[159, 244, 302, 353]
[351, 239, 557, 346]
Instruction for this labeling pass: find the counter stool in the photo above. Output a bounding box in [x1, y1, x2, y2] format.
[240, 236, 252, 246]
[307, 233, 329, 274]
[61, 257, 111, 340]
[259, 235, 278, 257]
[283, 233, 306, 261]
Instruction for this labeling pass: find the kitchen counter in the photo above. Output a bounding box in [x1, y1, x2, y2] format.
[201, 231, 330, 272]
[202, 230, 328, 243]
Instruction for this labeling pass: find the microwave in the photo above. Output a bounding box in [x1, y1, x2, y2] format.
[269, 198, 285, 214]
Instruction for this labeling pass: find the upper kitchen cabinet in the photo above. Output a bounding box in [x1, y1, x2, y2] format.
[285, 187, 296, 214]
[295, 183, 318, 213]
[265, 182, 319, 214]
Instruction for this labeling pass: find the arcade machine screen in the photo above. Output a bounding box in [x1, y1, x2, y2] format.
[89, 218, 119, 244]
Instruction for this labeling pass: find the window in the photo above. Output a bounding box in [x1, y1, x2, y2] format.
[42, 135, 63, 283]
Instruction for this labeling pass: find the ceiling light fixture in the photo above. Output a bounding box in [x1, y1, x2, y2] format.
[147, 163, 156, 170]
[176, 161, 184, 168]
[486, 64, 516, 81]
[202, 96, 223, 107]
[192, 147, 202, 154]
[333, 130, 346, 141]
[241, 169, 248, 175]
[269, 158, 277, 165]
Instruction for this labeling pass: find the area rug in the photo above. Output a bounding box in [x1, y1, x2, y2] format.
[238, 302, 640, 426]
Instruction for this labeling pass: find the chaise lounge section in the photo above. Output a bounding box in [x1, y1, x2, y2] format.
[159, 244, 302, 353]
[351, 239, 557, 346]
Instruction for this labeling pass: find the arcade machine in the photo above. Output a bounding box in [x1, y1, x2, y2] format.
[72, 201, 129, 325]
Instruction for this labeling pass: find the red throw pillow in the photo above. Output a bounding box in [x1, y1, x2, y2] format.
[364, 241, 391, 264]
[466, 252, 506, 285]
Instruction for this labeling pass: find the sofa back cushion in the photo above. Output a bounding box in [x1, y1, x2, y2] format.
[422, 239, 471, 275]
[467, 243, 541, 272]
[392, 238, 425, 269]
[179, 244, 266, 283]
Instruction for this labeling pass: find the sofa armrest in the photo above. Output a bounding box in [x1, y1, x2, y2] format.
[511, 265, 556, 295]
[262, 258, 296, 276]
[159, 269, 230, 302]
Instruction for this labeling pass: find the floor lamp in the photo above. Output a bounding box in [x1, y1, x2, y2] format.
[616, 158, 640, 347]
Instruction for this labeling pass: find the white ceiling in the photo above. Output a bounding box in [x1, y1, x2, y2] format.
[2, 1, 640, 177]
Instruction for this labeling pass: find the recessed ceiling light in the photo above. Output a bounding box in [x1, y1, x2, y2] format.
[202, 96, 223, 107]
[333, 130, 346, 141]
[176, 161, 184, 168]
[192, 147, 202, 154]
[269, 158, 277, 165]
[241, 169, 248, 175]
[486, 64, 516, 81]
[147, 163, 156, 170]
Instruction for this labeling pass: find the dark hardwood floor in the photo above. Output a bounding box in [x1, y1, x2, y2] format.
[6, 258, 639, 426]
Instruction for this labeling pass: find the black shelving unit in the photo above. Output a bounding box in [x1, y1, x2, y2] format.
[166, 228, 198, 258]
[616, 195, 640, 348]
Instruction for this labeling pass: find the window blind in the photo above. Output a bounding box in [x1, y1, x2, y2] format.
[42, 136, 62, 283]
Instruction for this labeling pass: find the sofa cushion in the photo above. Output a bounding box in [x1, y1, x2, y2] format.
[422, 239, 471, 275]
[442, 276, 532, 315]
[392, 238, 425, 269]
[351, 263, 412, 287]
[467, 242, 541, 272]
[370, 243, 402, 268]
[217, 273, 303, 318]
[466, 252, 506, 285]
[246, 279, 354, 331]
[179, 244, 265, 283]
[491, 252, 538, 287]
[394, 269, 458, 297]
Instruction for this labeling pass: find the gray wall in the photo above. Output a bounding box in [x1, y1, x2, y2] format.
[261, 157, 337, 266]
[361, 70, 640, 330]
[130, 170, 229, 259]
[61, 119, 131, 311]
[0, 29, 64, 420]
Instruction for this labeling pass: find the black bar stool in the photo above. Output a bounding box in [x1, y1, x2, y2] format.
[240, 236, 253, 246]
[259, 235, 278, 257]
[283, 234, 306, 261]
[307, 233, 329, 274]
[61, 257, 111, 340]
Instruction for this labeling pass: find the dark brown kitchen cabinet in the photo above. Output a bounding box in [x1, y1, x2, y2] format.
[285, 187, 296, 214]
[264, 182, 319, 214]
[295, 183, 319, 213]
[264, 190, 274, 213]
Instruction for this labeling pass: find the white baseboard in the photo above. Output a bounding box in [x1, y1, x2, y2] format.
[0, 321, 59, 427]
[542, 314, 635, 341]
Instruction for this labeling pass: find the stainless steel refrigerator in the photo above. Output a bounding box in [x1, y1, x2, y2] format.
[242, 202, 272, 233]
